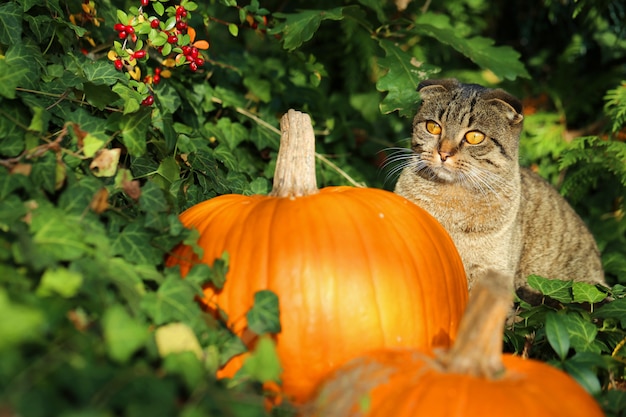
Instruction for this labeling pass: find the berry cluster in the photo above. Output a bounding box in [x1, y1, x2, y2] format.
[109, 0, 208, 106]
[113, 23, 137, 41]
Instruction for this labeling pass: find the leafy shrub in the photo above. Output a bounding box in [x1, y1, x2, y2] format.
[0, 0, 624, 415]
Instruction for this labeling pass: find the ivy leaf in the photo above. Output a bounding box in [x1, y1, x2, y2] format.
[184, 252, 229, 290]
[30, 205, 88, 261]
[270, 7, 351, 51]
[215, 118, 248, 150]
[545, 311, 570, 360]
[82, 60, 125, 86]
[240, 336, 281, 383]
[36, 267, 83, 298]
[414, 13, 529, 81]
[376, 39, 439, 117]
[527, 275, 573, 303]
[0, 288, 44, 351]
[592, 298, 626, 327]
[246, 290, 281, 335]
[111, 222, 161, 265]
[120, 108, 151, 156]
[572, 282, 608, 304]
[0, 44, 41, 98]
[563, 354, 603, 395]
[140, 180, 169, 213]
[112, 84, 142, 114]
[562, 312, 600, 353]
[155, 322, 203, 360]
[0, 2, 22, 46]
[102, 305, 149, 363]
[141, 274, 205, 327]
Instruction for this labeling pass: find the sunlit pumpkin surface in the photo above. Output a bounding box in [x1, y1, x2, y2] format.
[309, 349, 605, 417]
[166, 185, 469, 403]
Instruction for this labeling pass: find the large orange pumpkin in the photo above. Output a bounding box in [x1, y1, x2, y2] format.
[307, 270, 605, 417]
[166, 109, 468, 403]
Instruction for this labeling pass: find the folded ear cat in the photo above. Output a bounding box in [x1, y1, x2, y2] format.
[394, 78, 605, 302]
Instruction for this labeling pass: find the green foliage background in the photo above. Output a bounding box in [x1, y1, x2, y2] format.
[1, 0, 626, 415]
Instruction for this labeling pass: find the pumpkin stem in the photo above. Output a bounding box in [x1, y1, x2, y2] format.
[269, 109, 319, 198]
[440, 269, 513, 378]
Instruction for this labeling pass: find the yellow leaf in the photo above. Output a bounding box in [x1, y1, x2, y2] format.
[107, 50, 118, 61]
[188, 26, 196, 43]
[162, 58, 176, 67]
[193, 40, 209, 50]
[155, 323, 203, 360]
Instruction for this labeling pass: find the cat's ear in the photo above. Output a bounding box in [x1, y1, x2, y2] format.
[483, 89, 524, 125]
[417, 78, 460, 97]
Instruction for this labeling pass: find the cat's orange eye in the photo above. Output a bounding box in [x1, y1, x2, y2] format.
[465, 131, 486, 145]
[425, 121, 442, 135]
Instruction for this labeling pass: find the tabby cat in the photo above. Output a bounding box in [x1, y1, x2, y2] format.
[394, 78, 605, 302]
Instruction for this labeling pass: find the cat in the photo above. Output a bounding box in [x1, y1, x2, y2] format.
[393, 78, 605, 302]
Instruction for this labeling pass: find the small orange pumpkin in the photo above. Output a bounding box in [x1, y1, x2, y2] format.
[307, 270, 605, 417]
[166, 110, 468, 403]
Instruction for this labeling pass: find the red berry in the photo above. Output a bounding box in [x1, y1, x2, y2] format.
[176, 6, 186, 16]
[153, 74, 161, 85]
[114, 59, 123, 71]
[119, 31, 128, 39]
[185, 54, 194, 62]
[126, 25, 135, 34]
[176, 21, 187, 31]
[181, 45, 191, 55]
[141, 0, 149, 6]
[195, 57, 204, 66]
[189, 61, 198, 72]
[133, 50, 146, 59]
[155, 67, 161, 75]
[190, 47, 198, 58]
[141, 95, 154, 106]
[167, 35, 178, 44]
[114, 23, 125, 31]
[150, 19, 160, 29]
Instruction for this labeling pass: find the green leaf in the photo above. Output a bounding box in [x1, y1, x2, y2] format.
[0, 44, 41, 98]
[563, 355, 603, 395]
[102, 305, 149, 363]
[0, 288, 44, 351]
[140, 180, 169, 212]
[527, 275, 573, 303]
[545, 311, 570, 360]
[414, 13, 529, 81]
[592, 298, 626, 327]
[184, 252, 229, 289]
[162, 352, 205, 389]
[240, 336, 281, 383]
[82, 60, 125, 86]
[572, 282, 607, 304]
[246, 290, 281, 335]
[213, 144, 237, 171]
[376, 39, 439, 117]
[111, 222, 161, 265]
[228, 23, 239, 37]
[0, 2, 22, 46]
[120, 108, 151, 156]
[141, 274, 205, 327]
[562, 312, 600, 353]
[36, 267, 83, 298]
[271, 7, 351, 51]
[31, 206, 88, 262]
[216, 118, 248, 150]
[112, 84, 142, 114]
[153, 2, 164, 16]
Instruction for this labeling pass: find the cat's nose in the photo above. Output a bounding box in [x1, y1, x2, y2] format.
[439, 151, 453, 161]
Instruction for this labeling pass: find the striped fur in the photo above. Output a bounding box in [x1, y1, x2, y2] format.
[394, 79, 604, 301]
